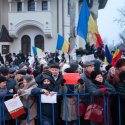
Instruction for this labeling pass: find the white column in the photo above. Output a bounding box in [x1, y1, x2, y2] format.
[8, 0, 12, 12]
[21, 0, 25, 12]
[48, 0, 50, 11]
[34, 0, 37, 11]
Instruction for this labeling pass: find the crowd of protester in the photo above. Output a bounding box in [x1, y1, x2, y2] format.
[0, 48, 125, 125]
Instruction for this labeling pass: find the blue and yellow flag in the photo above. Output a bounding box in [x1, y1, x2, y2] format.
[56, 34, 70, 53]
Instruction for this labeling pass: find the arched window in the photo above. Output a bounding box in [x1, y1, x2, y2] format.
[34, 35, 44, 50]
[28, 0, 35, 11]
[21, 35, 31, 55]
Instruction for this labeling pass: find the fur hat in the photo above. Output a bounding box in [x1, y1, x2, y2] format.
[91, 70, 102, 80]
[119, 70, 125, 82]
[115, 58, 125, 68]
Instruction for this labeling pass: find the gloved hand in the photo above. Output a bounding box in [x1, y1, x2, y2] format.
[101, 88, 106, 93]
[78, 79, 84, 84]
[60, 79, 66, 86]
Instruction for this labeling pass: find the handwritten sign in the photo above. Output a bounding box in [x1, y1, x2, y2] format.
[4, 97, 25, 119]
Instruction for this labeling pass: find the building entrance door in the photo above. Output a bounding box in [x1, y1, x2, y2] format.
[21, 35, 31, 55]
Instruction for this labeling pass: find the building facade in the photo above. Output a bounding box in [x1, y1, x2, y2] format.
[0, 0, 107, 56]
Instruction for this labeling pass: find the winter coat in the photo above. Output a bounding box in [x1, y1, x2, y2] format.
[2, 78, 17, 121]
[117, 82, 125, 96]
[35, 74, 43, 85]
[0, 87, 7, 99]
[59, 83, 85, 121]
[6, 78, 16, 94]
[52, 72, 63, 85]
[16, 80, 37, 123]
[87, 80, 116, 125]
[0, 55, 4, 64]
[80, 72, 93, 85]
[31, 75, 59, 120]
[0, 86, 11, 121]
[87, 81, 116, 96]
[106, 69, 120, 88]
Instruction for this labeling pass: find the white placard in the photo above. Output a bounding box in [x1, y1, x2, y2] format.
[4, 96, 23, 112]
[38, 52, 46, 59]
[41, 94, 57, 103]
[82, 54, 95, 63]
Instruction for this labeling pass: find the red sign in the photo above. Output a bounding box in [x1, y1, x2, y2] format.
[63, 73, 80, 84]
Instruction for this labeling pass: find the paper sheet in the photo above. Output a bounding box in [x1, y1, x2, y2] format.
[41, 94, 57, 103]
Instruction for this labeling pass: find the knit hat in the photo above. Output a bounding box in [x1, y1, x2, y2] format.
[64, 63, 78, 73]
[91, 70, 102, 80]
[119, 70, 125, 82]
[115, 58, 125, 68]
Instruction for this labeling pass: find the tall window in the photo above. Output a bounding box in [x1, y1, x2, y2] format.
[21, 35, 31, 55]
[17, 2, 22, 12]
[35, 35, 44, 50]
[68, 0, 70, 15]
[28, 0, 35, 11]
[42, 1, 48, 11]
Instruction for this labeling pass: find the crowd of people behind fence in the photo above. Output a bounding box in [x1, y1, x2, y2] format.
[0, 48, 125, 125]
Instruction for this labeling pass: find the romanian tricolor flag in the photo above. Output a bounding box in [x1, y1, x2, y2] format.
[56, 34, 70, 53]
[77, 0, 102, 48]
[112, 49, 122, 66]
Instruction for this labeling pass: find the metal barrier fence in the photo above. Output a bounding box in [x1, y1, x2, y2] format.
[0, 94, 122, 125]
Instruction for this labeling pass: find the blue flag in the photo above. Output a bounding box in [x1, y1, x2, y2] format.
[32, 46, 37, 55]
[105, 45, 112, 64]
[77, 0, 90, 42]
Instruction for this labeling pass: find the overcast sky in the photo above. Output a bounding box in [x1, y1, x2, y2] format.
[97, 0, 125, 47]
